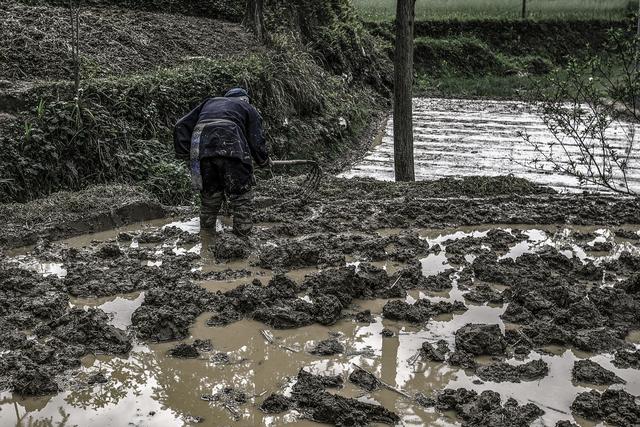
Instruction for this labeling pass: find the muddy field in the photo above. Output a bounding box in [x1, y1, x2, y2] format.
[342, 98, 640, 193]
[1, 176, 640, 427]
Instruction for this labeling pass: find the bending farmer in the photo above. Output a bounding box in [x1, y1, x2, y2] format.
[174, 88, 270, 237]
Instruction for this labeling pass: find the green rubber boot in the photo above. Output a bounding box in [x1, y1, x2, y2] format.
[229, 191, 254, 238]
[200, 191, 224, 231]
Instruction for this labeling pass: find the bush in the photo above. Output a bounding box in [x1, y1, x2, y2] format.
[414, 36, 512, 76]
[0, 45, 382, 203]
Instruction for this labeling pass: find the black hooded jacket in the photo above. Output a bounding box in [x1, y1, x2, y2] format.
[174, 97, 269, 167]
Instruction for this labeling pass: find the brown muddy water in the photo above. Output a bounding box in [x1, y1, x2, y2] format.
[2, 219, 640, 427]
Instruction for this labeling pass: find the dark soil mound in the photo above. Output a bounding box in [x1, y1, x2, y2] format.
[612, 350, 640, 369]
[421, 340, 450, 362]
[349, 367, 381, 392]
[572, 360, 625, 385]
[168, 343, 200, 359]
[49, 307, 132, 354]
[383, 299, 466, 323]
[437, 388, 544, 426]
[571, 389, 640, 426]
[476, 359, 549, 383]
[286, 369, 399, 426]
[455, 324, 507, 356]
[132, 281, 217, 341]
[310, 339, 344, 356]
[260, 394, 293, 413]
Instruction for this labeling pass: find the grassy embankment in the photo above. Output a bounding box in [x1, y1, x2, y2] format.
[353, 0, 634, 21]
[355, 0, 633, 98]
[0, 0, 392, 205]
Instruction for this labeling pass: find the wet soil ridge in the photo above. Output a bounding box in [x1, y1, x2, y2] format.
[0, 184, 166, 249]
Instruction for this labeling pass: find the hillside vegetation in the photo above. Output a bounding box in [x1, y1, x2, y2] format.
[353, 0, 634, 21]
[0, 0, 391, 204]
[368, 18, 630, 98]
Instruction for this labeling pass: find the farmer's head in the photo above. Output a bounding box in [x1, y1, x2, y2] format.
[225, 88, 250, 103]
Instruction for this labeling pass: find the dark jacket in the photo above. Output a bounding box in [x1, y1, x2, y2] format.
[174, 97, 269, 167]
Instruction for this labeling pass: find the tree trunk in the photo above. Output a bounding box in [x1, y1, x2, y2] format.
[521, 0, 527, 19]
[244, 0, 266, 43]
[393, 0, 416, 182]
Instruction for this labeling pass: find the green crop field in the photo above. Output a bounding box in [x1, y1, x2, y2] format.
[352, 0, 635, 21]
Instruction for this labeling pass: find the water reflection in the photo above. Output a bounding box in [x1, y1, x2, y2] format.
[3, 223, 640, 426]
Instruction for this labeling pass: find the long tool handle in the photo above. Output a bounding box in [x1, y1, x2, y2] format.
[271, 160, 318, 166]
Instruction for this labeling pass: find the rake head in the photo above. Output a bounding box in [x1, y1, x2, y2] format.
[270, 159, 323, 200]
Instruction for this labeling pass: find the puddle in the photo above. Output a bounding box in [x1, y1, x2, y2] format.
[2, 220, 640, 427]
[13, 258, 67, 278]
[71, 292, 146, 330]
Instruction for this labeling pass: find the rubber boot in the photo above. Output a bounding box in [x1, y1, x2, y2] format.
[229, 190, 254, 238]
[200, 191, 224, 232]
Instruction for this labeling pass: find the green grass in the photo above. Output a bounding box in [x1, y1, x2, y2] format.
[352, 0, 635, 21]
[415, 73, 538, 99]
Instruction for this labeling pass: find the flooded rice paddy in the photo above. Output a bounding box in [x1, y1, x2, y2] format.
[2, 217, 640, 427]
[342, 98, 640, 193]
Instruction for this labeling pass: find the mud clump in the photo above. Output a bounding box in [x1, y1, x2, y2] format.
[382, 299, 466, 323]
[310, 338, 344, 356]
[455, 324, 507, 356]
[612, 349, 640, 369]
[49, 307, 132, 354]
[305, 265, 403, 308]
[290, 370, 398, 426]
[260, 394, 293, 413]
[11, 364, 59, 396]
[168, 343, 200, 359]
[421, 269, 455, 291]
[349, 367, 381, 392]
[242, 264, 406, 329]
[436, 388, 544, 426]
[464, 284, 503, 304]
[221, 275, 347, 329]
[0, 266, 69, 329]
[355, 309, 375, 323]
[257, 238, 340, 270]
[572, 359, 625, 385]
[571, 389, 640, 426]
[476, 359, 549, 383]
[211, 234, 250, 261]
[132, 281, 217, 341]
[448, 351, 478, 370]
[421, 340, 450, 362]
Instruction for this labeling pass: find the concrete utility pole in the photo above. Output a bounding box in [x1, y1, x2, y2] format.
[522, 0, 527, 19]
[393, 0, 416, 182]
[244, 0, 266, 42]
